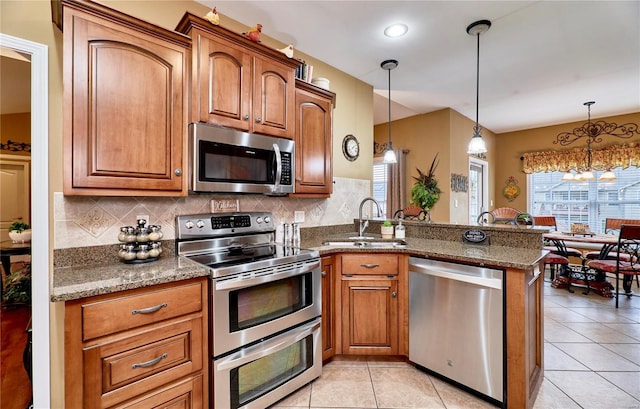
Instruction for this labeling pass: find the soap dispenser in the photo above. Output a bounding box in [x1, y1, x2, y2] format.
[395, 219, 405, 239]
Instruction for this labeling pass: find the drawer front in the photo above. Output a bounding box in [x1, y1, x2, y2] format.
[110, 375, 203, 409]
[82, 281, 203, 341]
[84, 316, 203, 408]
[341, 254, 398, 275]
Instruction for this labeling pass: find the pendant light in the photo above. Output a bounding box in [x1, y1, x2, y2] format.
[381, 59, 398, 164]
[466, 20, 491, 155]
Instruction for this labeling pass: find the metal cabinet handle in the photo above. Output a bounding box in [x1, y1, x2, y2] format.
[131, 353, 168, 369]
[392, 291, 397, 298]
[321, 271, 327, 277]
[174, 169, 182, 176]
[131, 303, 167, 315]
[255, 116, 262, 123]
[244, 114, 250, 120]
[360, 264, 380, 269]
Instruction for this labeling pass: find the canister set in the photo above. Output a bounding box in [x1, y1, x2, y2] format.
[117, 219, 163, 263]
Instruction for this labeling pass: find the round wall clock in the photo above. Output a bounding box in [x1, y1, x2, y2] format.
[342, 134, 360, 161]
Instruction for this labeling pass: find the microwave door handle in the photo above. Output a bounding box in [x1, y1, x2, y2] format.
[272, 143, 282, 193]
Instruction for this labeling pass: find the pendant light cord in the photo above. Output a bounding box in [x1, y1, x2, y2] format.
[388, 66, 392, 146]
[475, 32, 480, 130]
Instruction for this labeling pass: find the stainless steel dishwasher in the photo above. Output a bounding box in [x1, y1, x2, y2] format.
[409, 257, 504, 404]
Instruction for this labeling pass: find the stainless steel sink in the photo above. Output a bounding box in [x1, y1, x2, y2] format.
[322, 239, 407, 249]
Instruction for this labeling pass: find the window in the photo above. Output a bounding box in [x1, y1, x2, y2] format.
[528, 167, 640, 233]
[372, 158, 388, 215]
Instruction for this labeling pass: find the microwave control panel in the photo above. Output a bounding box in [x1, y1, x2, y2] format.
[281, 152, 292, 185]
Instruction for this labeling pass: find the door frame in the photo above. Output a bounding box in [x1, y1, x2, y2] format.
[1, 33, 50, 408]
[469, 157, 489, 224]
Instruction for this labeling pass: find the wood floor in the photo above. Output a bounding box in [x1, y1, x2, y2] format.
[1, 304, 32, 409]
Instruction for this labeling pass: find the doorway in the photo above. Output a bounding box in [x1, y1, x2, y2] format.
[0, 34, 50, 408]
[469, 157, 489, 224]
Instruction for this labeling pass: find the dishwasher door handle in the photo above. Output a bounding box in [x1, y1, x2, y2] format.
[410, 265, 502, 290]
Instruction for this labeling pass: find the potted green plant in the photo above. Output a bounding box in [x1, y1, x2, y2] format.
[381, 220, 394, 239]
[8, 221, 31, 243]
[410, 153, 441, 215]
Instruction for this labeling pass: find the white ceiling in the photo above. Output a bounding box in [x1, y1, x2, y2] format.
[203, 0, 640, 133]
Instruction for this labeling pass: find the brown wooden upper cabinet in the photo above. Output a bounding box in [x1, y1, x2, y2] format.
[176, 13, 299, 140]
[294, 80, 335, 196]
[61, 0, 190, 196]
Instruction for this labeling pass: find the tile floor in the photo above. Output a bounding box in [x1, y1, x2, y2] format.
[269, 275, 640, 409]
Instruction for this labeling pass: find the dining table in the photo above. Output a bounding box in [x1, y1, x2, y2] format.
[543, 231, 619, 297]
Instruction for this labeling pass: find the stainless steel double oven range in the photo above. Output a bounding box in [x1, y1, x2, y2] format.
[176, 212, 322, 409]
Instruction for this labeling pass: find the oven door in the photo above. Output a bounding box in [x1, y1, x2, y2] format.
[213, 317, 322, 409]
[212, 258, 321, 356]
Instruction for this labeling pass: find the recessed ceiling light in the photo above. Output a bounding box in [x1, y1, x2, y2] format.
[384, 23, 408, 38]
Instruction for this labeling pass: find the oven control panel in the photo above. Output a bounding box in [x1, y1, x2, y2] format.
[210, 215, 251, 229]
[176, 212, 275, 239]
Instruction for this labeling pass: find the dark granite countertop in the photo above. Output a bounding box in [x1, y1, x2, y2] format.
[51, 255, 209, 302]
[51, 224, 547, 302]
[303, 233, 547, 270]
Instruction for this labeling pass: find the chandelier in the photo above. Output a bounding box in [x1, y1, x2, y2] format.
[556, 101, 640, 181]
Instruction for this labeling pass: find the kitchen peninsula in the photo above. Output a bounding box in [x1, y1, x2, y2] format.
[52, 221, 546, 409]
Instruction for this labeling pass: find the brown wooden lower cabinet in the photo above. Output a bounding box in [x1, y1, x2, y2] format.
[321, 256, 335, 360]
[505, 263, 544, 409]
[64, 278, 208, 408]
[336, 253, 405, 356]
[341, 277, 398, 355]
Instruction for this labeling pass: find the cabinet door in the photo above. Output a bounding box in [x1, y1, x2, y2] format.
[193, 30, 251, 130]
[295, 87, 333, 195]
[341, 278, 398, 355]
[253, 57, 295, 139]
[63, 8, 188, 195]
[321, 256, 335, 360]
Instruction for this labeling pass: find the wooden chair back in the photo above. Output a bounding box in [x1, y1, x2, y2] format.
[533, 216, 558, 230]
[617, 225, 640, 273]
[605, 218, 640, 234]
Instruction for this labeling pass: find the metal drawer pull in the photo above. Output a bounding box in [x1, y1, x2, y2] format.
[131, 353, 168, 369]
[360, 264, 380, 269]
[131, 303, 167, 315]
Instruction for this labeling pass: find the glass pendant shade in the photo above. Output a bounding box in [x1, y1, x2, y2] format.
[562, 172, 575, 181]
[599, 170, 616, 181]
[580, 170, 595, 180]
[467, 133, 487, 154]
[383, 147, 397, 164]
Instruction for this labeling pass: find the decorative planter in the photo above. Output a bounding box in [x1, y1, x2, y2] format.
[9, 229, 32, 243]
[381, 225, 394, 239]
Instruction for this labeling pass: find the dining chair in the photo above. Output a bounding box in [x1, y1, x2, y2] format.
[583, 218, 640, 288]
[587, 224, 640, 308]
[533, 215, 583, 259]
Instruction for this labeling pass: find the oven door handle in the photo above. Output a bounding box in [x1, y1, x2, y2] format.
[215, 318, 320, 370]
[214, 259, 320, 291]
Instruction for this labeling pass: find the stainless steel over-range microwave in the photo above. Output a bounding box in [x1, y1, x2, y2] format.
[189, 123, 295, 195]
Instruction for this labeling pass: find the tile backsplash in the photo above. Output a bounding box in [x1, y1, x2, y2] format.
[53, 177, 371, 249]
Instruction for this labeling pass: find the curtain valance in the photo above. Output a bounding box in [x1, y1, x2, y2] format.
[521, 142, 640, 174]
